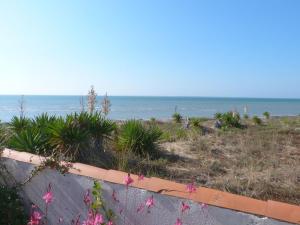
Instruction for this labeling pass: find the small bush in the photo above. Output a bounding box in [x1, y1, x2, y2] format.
[116, 120, 162, 157]
[253, 116, 262, 125]
[243, 114, 249, 119]
[263, 111, 270, 119]
[215, 112, 242, 129]
[172, 112, 182, 123]
[190, 117, 203, 128]
[0, 186, 26, 225]
[10, 116, 31, 133]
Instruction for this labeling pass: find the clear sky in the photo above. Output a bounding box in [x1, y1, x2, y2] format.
[0, 0, 300, 98]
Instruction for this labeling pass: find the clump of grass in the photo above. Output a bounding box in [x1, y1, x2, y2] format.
[243, 114, 249, 119]
[263, 111, 270, 119]
[215, 112, 242, 129]
[190, 117, 204, 128]
[116, 120, 162, 158]
[172, 112, 182, 123]
[253, 116, 262, 125]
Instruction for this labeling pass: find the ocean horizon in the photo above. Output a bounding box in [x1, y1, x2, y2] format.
[0, 95, 300, 122]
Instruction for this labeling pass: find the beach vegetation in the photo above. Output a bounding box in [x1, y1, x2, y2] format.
[189, 117, 206, 128]
[214, 112, 242, 129]
[87, 85, 97, 114]
[252, 116, 262, 125]
[101, 92, 111, 116]
[243, 114, 249, 119]
[116, 120, 162, 158]
[172, 112, 182, 123]
[263, 111, 270, 119]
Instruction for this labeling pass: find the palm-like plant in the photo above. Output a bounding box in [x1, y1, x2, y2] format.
[8, 127, 45, 154]
[172, 112, 182, 123]
[116, 120, 162, 157]
[10, 116, 31, 133]
[263, 111, 270, 119]
[48, 117, 89, 161]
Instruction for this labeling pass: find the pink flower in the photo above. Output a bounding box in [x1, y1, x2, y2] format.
[174, 218, 182, 225]
[28, 211, 42, 225]
[138, 174, 144, 181]
[186, 182, 196, 193]
[181, 202, 190, 213]
[43, 184, 53, 204]
[82, 212, 103, 225]
[124, 174, 134, 186]
[94, 214, 103, 224]
[107, 221, 113, 225]
[43, 191, 53, 204]
[145, 195, 154, 208]
[84, 190, 92, 206]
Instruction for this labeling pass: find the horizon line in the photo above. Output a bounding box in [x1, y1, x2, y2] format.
[0, 94, 300, 100]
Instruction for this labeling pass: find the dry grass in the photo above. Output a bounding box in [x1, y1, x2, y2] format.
[155, 117, 300, 205]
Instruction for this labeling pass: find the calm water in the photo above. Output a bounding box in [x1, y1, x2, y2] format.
[0, 95, 300, 122]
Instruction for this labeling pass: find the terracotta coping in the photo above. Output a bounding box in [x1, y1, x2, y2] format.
[1, 148, 300, 224]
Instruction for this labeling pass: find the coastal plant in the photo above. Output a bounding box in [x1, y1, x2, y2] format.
[48, 117, 90, 161]
[214, 112, 242, 129]
[252, 116, 262, 125]
[172, 112, 182, 123]
[8, 127, 47, 154]
[116, 120, 162, 158]
[87, 85, 97, 114]
[263, 111, 270, 119]
[243, 114, 249, 119]
[190, 117, 202, 128]
[101, 92, 111, 116]
[10, 116, 32, 133]
[0, 122, 9, 150]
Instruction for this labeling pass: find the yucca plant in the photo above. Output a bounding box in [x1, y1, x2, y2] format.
[172, 112, 182, 123]
[253, 116, 262, 125]
[116, 120, 162, 158]
[263, 111, 270, 119]
[67, 112, 116, 151]
[8, 127, 46, 154]
[48, 117, 89, 161]
[190, 117, 202, 128]
[215, 112, 242, 129]
[10, 116, 31, 133]
[0, 123, 9, 151]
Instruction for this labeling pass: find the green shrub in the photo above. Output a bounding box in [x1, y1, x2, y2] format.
[190, 117, 203, 127]
[0, 186, 26, 225]
[172, 112, 182, 123]
[253, 116, 262, 125]
[150, 117, 156, 122]
[8, 127, 47, 154]
[8, 112, 116, 161]
[243, 114, 249, 119]
[215, 112, 242, 129]
[263, 111, 270, 119]
[116, 120, 162, 157]
[214, 112, 222, 120]
[10, 116, 31, 133]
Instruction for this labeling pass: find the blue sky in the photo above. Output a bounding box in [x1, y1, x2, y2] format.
[0, 0, 299, 98]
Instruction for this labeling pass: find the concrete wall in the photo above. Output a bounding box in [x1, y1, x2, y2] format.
[0, 157, 294, 225]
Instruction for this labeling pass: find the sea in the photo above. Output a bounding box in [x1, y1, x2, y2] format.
[0, 95, 300, 122]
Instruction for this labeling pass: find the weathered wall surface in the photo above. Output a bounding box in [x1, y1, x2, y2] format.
[0, 157, 294, 225]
